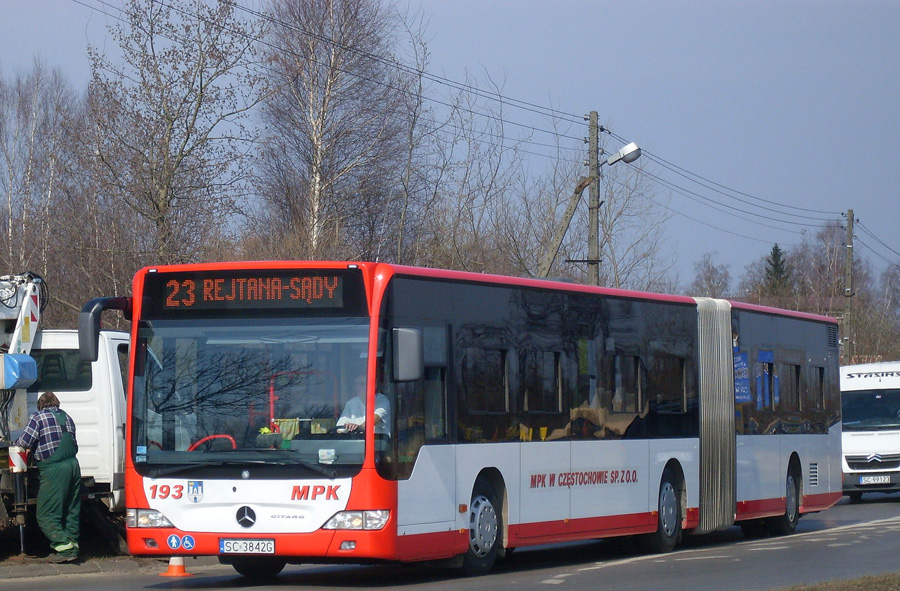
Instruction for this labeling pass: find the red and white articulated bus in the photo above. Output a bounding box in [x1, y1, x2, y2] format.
[79, 261, 842, 579]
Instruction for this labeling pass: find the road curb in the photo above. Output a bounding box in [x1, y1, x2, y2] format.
[0, 554, 229, 579]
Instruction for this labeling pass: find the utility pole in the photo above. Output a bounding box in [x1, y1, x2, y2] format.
[587, 111, 601, 286]
[536, 176, 595, 278]
[535, 115, 639, 281]
[844, 208, 854, 363]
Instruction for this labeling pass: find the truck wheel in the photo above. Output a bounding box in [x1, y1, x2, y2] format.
[461, 479, 502, 576]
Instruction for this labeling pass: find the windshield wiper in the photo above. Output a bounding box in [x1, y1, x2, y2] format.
[147, 450, 337, 479]
[267, 450, 338, 479]
[148, 463, 213, 478]
[222, 449, 338, 478]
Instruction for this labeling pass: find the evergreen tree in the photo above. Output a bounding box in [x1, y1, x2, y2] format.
[763, 244, 793, 297]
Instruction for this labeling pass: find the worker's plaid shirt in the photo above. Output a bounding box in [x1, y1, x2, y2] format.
[15, 406, 76, 461]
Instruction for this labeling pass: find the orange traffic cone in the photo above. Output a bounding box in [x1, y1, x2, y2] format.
[159, 556, 193, 577]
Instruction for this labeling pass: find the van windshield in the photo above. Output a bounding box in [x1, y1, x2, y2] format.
[842, 389, 900, 431]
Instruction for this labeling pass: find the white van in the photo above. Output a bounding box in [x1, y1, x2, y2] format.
[841, 362, 900, 501]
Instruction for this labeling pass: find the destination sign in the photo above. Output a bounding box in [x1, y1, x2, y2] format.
[142, 269, 365, 316]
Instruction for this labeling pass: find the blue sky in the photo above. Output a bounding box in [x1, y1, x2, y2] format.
[2, 0, 898, 287]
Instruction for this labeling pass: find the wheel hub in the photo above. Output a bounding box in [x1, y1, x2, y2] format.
[469, 494, 498, 557]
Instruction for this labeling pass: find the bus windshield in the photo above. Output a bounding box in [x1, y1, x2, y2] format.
[131, 316, 371, 475]
[842, 389, 900, 431]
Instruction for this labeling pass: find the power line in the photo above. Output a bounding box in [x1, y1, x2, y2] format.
[604, 128, 842, 219]
[603, 169, 805, 245]
[74, 0, 591, 157]
[637, 167, 828, 231]
[858, 221, 900, 261]
[222, 0, 588, 129]
[855, 236, 900, 271]
[70, 0, 875, 251]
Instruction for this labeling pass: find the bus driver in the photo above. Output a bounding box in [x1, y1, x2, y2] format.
[336, 375, 391, 436]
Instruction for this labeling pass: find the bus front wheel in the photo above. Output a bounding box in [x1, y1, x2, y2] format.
[229, 557, 286, 579]
[461, 479, 502, 576]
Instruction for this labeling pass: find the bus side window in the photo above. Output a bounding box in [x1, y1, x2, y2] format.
[806, 366, 825, 410]
[613, 355, 641, 414]
[779, 363, 801, 412]
[424, 367, 446, 439]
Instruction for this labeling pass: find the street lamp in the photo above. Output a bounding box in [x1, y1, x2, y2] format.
[605, 142, 642, 166]
[536, 134, 641, 280]
[587, 140, 641, 286]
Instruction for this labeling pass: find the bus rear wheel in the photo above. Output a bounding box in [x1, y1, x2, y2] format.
[767, 470, 800, 536]
[229, 556, 287, 580]
[461, 480, 502, 576]
[637, 467, 681, 553]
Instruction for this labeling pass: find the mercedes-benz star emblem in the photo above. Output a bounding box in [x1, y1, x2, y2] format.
[236, 506, 256, 528]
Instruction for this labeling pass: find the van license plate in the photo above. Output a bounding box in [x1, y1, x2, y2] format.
[219, 539, 275, 554]
[859, 475, 891, 485]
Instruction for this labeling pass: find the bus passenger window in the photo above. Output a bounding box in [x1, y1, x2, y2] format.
[463, 348, 508, 413]
[613, 356, 641, 413]
[424, 367, 446, 439]
[646, 357, 686, 413]
[780, 364, 801, 412]
[520, 349, 561, 413]
[754, 351, 777, 411]
[806, 366, 825, 410]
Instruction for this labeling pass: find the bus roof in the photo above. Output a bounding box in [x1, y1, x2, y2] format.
[133, 261, 837, 323]
[727, 300, 837, 324]
[385, 263, 698, 305]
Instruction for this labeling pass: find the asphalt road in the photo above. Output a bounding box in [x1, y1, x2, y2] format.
[2, 494, 899, 590]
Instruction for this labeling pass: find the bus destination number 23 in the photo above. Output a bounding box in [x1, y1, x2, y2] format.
[163, 274, 343, 310]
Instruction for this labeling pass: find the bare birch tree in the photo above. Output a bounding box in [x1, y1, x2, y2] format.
[88, 0, 264, 265]
[688, 252, 732, 297]
[0, 61, 99, 326]
[0, 61, 73, 275]
[250, 0, 409, 261]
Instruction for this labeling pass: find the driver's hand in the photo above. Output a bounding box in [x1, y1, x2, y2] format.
[344, 423, 362, 432]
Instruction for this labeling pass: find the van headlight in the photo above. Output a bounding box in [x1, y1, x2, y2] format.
[323, 510, 390, 530]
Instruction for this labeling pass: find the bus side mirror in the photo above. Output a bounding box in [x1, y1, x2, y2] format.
[393, 328, 423, 382]
[79, 297, 132, 362]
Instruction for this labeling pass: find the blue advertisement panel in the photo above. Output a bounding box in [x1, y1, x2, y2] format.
[733, 351, 751, 404]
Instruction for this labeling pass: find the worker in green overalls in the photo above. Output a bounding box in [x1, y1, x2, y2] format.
[15, 391, 81, 563]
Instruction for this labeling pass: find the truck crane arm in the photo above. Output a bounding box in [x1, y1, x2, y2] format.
[0, 272, 48, 441]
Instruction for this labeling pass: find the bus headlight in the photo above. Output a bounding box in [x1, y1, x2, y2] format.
[323, 510, 390, 530]
[126, 508, 175, 528]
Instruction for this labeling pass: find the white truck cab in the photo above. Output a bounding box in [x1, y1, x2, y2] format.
[24, 330, 129, 510]
[841, 362, 900, 501]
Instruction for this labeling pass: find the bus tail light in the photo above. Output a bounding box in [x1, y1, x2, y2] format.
[323, 510, 390, 530]
[126, 508, 175, 528]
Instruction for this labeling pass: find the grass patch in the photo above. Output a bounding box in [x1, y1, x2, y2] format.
[782, 574, 900, 590]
